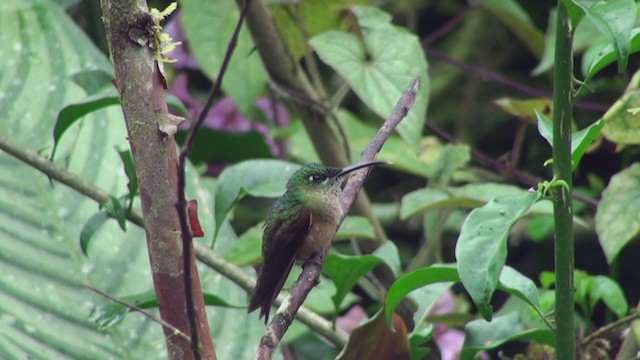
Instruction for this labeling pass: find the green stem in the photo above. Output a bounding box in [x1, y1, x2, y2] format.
[552, 2, 575, 359]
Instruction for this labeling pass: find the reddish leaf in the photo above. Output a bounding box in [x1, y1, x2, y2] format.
[337, 309, 411, 360]
[187, 199, 204, 237]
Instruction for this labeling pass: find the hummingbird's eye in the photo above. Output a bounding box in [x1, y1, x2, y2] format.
[308, 174, 326, 183]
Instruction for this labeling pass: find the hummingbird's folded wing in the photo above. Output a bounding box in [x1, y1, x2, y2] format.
[248, 209, 312, 324]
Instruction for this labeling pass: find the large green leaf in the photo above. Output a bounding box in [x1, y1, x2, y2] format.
[323, 241, 400, 312]
[602, 70, 640, 145]
[0, 1, 266, 358]
[584, 28, 640, 82]
[562, 0, 637, 72]
[591, 275, 628, 318]
[535, 111, 604, 169]
[271, 0, 369, 60]
[180, 0, 267, 114]
[460, 312, 555, 359]
[0, 1, 158, 357]
[455, 192, 540, 320]
[309, 6, 429, 150]
[384, 264, 543, 329]
[595, 163, 640, 263]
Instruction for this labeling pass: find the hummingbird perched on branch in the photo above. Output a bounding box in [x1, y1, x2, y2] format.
[248, 160, 386, 323]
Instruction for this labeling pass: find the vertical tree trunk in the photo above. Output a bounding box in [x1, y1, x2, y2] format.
[100, 1, 215, 358]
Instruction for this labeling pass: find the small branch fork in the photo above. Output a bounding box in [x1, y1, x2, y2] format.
[174, 0, 251, 358]
[255, 77, 421, 360]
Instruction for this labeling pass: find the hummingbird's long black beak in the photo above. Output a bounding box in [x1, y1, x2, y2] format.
[336, 160, 388, 178]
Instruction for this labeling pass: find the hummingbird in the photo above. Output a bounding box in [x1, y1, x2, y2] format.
[248, 160, 386, 323]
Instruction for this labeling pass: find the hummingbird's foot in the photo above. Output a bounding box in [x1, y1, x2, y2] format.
[304, 255, 323, 268]
[302, 251, 326, 287]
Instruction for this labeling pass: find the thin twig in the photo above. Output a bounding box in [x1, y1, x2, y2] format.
[175, 0, 252, 357]
[581, 311, 639, 346]
[424, 47, 609, 112]
[424, 122, 599, 208]
[255, 77, 421, 360]
[84, 284, 191, 343]
[422, 8, 472, 46]
[508, 121, 528, 170]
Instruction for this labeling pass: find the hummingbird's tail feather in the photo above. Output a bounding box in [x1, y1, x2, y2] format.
[249, 259, 295, 324]
[248, 209, 313, 324]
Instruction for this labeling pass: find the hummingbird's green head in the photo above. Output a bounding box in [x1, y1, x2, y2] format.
[285, 160, 387, 195]
[285, 163, 342, 194]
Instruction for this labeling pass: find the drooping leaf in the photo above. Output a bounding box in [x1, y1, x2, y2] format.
[569, 119, 604, 168]
[102, 195, 127, 231]
[595, 163, 640, 262]
[309, 6, 429, 149]
[531, 9, 558, 76]
[385, 264, 459, 327]
[535, 110, 554, 148]
[584, 28, 640, 82]
[460, 312, 555, 360]
[535, 111, 604, 169]
[117, 148, 138, 199]
[455, 192, 540, 320]
[562, 0, 636, 72]
[53, 89, 120, 158]
[601, 70, 640, 145]
[323, 241, 400, 311]
[53, 89, 188, 160]
[496, 266, 541, 310]
[80, 210, 111, 256]
[591, 275, 628, 318]
[494, 97, 552, 122]
[533, 8, 610, 76]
